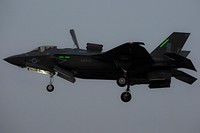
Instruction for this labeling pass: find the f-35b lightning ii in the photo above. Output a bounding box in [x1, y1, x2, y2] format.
[4, 29, 197, 102]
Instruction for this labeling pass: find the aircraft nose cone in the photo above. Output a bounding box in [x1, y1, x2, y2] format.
[4, 55, 26, 67]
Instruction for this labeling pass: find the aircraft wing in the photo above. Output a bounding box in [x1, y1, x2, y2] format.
[96, 42, 153, 67]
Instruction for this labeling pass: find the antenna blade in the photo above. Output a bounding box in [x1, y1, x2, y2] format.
[70, 29, 80, 49]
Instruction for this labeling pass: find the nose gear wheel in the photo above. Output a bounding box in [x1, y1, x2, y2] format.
[46, 84, 54, 92]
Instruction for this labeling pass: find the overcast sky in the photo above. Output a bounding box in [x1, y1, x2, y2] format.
[0, 0, 200, 133]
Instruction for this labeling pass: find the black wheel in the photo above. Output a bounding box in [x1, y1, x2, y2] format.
[46, 84, 54, 92]
[117, 77, 127, 87]
[121, 92, 132, 102]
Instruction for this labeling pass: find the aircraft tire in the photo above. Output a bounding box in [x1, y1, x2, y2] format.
[121, 92, 132, 102]
[117, 77, 127, 87]
[46, 84, 54, 92]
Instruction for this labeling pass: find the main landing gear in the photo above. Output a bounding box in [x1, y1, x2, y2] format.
[121, 84, 132, 102]
[117, 77, 127, 87]
[117, 77, 132, 102]
[46, 73, 54, 92]
[116, 66, 132, 102]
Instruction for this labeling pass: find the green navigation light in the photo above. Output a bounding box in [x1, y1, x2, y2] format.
[58, 56, 71, 59]
[64, 56, 71, 59]
[58, 56, 64, 58]
[160, 39, 169, 48]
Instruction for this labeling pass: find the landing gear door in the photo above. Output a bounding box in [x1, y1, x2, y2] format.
[54, 65, 76, 83]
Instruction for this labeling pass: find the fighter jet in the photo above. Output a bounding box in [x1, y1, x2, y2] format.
[4, 30, 197, 102]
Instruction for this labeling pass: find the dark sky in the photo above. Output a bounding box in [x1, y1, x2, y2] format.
[0, 0, 200, 133]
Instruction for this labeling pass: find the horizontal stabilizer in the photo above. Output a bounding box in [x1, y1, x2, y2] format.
[172, 70, 197, 84]
[165, 53, 196, 71]
[179, 50, 190, 57]
[54, 65, 76, 83]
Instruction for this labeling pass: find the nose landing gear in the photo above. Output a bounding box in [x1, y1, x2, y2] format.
[46, 73, 54, 92]
[46, 84, 54, 92]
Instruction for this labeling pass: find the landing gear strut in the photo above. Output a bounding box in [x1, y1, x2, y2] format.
[121, 84, 132, 102]
[116, 68, 132, 102]
[46, 73, 54, 92]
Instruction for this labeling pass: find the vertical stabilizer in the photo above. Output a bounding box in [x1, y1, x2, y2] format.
[151, 32, 190, 57]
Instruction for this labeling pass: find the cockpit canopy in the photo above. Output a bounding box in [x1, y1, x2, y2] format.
[31, 45, 57, 53]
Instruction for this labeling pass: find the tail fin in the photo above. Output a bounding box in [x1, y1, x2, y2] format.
[151, 32, 190, 57]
